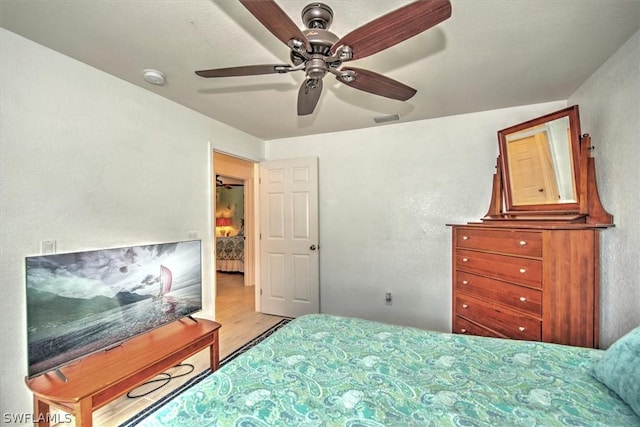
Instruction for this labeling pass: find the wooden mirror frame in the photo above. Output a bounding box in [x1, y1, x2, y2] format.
[483, 106, 613, 226]
[499, 106, 582, 213]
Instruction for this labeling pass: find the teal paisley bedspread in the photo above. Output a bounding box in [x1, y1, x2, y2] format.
[140, 314, 640, 426]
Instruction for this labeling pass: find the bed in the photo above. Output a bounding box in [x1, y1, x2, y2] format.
[215, 236, 244, 273]
[139, 314, 640, 426]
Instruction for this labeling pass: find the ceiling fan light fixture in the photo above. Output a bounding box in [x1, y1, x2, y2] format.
[143, 69, 166, 86]
[373, 114, 400, 124]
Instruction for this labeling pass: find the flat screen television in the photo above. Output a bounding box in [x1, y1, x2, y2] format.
[25, 239, 202, 379]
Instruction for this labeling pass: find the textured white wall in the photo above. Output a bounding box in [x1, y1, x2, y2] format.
[265, 102, 566, 331]
[0, 29, 263, 423]
[2, 22, 636, 424]
[568, 30, 640, 347]
[264, 32, 639, 348]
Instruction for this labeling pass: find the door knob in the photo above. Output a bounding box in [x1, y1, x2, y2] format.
[310, 245, 317, 250]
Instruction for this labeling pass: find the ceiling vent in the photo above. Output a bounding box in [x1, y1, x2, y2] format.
[373, 114, 400, 124]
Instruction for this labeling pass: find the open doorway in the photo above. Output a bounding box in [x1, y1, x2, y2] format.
[214, 152, 288, 352]
[213, 152, 257, 314]
[215, 175, 245, 272]
[214, 154, 320, 321]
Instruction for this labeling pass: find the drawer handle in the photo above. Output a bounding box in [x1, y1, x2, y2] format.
[462, 304, 469, 309]
[518, 326, 526, 332]
[519, 296, 527, 302]
[462, 280, 469, 285]
[460, 328, 467, 333]
[519, 268, 527, 274]
[462, 236, 469, 240]
[519, 240, 527, 246]
[462, 258, 469, 262]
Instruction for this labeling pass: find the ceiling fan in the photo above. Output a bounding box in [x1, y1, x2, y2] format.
[216, 175, 243, 189]
[216, 175, 232, 189]
[195, 0, 452, 115]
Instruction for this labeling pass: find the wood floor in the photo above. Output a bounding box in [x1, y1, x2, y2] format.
[215, 272, 287, 359]
[52, 273, 286, 426]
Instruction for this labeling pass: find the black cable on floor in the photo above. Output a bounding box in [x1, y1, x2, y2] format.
[126, 363, 195, 398]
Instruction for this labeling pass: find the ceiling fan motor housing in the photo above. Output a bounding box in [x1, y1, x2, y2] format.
[303, 29, 339, 54]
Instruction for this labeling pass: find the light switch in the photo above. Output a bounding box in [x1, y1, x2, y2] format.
[41, 240, 56, 254]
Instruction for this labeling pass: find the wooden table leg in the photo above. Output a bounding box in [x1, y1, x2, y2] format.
[33, 396, 50, 427]
[210, 330, 219, 371]
[73, 399, 93, 427]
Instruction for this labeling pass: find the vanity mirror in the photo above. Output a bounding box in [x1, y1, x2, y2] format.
[483, 105, 613, 225]
[499, 106, 580, 211]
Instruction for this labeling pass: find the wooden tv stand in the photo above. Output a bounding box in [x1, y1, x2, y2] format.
[25, 318, 221, 427]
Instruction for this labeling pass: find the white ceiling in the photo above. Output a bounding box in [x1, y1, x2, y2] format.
[1, 0, 638, 141]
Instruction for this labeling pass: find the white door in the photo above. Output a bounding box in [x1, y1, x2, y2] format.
[259, 157, 319, 317]
[508, 132, 560, 205]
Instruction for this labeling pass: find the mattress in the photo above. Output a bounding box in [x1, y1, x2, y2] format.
[138, 314, 640, 426]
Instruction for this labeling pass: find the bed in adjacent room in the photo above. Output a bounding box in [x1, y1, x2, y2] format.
[215, 236, 244, 273]
[137, 314, 640, 426]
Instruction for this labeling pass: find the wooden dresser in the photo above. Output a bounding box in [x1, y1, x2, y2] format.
[449, 106, 613, 349]
[451, 224, 602, 347]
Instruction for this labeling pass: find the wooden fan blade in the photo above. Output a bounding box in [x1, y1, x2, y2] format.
[337, 67, 416, 101]
[297, 79, 323, 116]
[240, 0, 311, 51]
[195, 65, 291, 78]
[331, 0, 451, 60]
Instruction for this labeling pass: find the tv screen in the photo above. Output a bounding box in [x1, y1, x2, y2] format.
[25, 240, 202, 378]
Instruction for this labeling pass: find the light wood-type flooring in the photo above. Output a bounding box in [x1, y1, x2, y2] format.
[51, 272, 286, 426]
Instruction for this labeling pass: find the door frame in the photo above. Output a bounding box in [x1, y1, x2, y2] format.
[213, 152, 257, 300]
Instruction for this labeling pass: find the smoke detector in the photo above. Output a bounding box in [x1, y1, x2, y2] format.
[143, 69, 166, 86]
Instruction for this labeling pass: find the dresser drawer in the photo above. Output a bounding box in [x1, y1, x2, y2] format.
[455, 228, 542, 257]
[453, 316, 504, 338]
[454, 271, 542, 317]
[455, 249, 542, 287]
[455, 294, 541, 341]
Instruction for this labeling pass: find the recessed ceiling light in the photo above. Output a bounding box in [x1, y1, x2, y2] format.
[143, 69, 166, 86]
[373, 114, 400, 124]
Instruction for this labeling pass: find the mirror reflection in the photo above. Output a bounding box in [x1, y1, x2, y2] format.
[504, 116, 577, 206]
[498, 105, 582, 213]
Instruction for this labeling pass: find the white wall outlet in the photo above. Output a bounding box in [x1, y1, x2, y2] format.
[187, 231, 198, 240]
[40, 240, 56, 254]
[385, 292, 392, 306]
